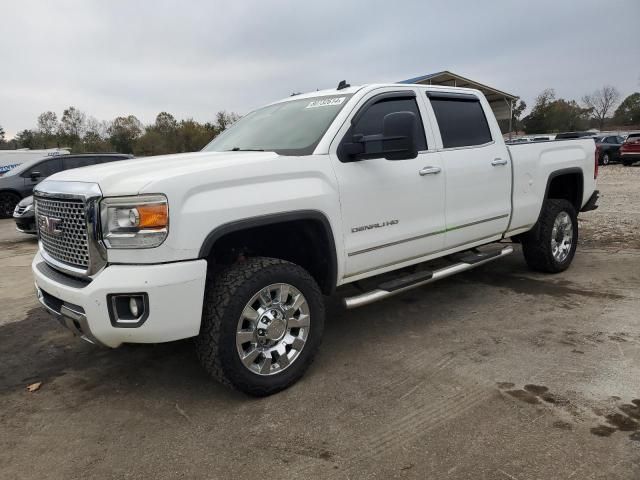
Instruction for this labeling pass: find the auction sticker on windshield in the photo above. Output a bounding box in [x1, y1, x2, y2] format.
[306, 97, 346, 109]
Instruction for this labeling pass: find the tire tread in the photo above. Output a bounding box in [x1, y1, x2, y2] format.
[195, 257, 324, 396]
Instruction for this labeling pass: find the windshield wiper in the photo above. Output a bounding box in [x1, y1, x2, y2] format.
[226, 147, 265, 152]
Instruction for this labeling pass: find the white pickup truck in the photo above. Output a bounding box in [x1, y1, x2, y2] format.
[32, 83, 599, 395]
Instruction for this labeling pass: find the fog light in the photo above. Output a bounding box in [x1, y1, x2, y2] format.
[107, 293, 149, 327]
[129, 296, 140, 317]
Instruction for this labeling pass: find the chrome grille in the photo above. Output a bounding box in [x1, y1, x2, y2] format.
[35, 197, 89, 270]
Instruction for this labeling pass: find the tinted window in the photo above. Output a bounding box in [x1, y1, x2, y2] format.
[616, 136, 625, 144]
[24, 158, 62, 178]
[351, 97, 427, 151]
[429, 96, 492, 148]
[63, 156, 99, 170]
[99, 156, 127, 164]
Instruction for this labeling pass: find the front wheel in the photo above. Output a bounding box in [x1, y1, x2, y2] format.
[195, 257, 325, 396]
[521, 199, 578, 273]
[600, 153, 610, 165]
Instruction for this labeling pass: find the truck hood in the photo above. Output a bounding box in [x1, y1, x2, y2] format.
[46, 151, 281, 196]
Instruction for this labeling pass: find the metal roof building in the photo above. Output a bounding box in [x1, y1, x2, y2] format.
[398, 70, 518, 123]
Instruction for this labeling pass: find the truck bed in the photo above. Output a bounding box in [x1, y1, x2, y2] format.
[506, 139, 596, 237]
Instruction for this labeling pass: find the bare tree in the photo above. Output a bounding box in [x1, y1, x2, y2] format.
[37, 111, 59, 137]
[59, 106, 87, 140]
[582, 86, 620, 130]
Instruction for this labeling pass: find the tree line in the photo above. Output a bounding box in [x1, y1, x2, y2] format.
[0, 109, 240, 155]
[508, 86, 640, 135]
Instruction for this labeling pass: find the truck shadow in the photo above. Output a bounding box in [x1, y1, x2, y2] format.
[0, 307, 244, 402]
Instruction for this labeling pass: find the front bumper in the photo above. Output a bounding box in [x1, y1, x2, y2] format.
[620, 153, 640, 164]
[33, 252, 208, 348]
[14, 216, 36, 234]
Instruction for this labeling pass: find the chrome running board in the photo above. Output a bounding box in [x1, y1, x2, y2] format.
[343, 246, 514, 309]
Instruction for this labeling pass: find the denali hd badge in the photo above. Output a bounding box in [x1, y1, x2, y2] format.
[351, 220, 398, 233]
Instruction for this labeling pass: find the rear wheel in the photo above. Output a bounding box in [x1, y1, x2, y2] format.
[0, 192, 21, 218]
[521, 199, 578, 273]
[195, 257, 325, 396]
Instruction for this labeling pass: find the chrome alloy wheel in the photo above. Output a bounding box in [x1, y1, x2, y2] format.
[236, 283, 310, 376]
[551, 211, 573, 263]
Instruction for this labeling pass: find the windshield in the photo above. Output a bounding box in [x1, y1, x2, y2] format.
[203, 94, 353, 156]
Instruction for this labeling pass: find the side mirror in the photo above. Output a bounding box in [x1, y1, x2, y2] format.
[30, 171, 41, 181]
[341, 111, 418, 162]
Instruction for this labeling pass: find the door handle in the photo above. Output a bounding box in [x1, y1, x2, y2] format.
[419, 166, 442, 176]
[491, 158, 508, 166]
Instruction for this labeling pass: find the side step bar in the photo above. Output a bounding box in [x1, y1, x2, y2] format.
[343, 246, 514, 309]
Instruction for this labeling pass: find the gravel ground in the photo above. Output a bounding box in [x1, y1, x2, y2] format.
[579, 164, 640, 250]
[0, 165, 639, 479]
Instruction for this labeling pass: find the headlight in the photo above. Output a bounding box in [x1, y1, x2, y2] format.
[101, 195, 168, 248]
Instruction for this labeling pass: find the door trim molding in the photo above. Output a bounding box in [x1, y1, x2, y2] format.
[347, 213, 509, 257]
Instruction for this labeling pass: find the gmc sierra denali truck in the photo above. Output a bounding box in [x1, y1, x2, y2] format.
[31, 83, 599, 396]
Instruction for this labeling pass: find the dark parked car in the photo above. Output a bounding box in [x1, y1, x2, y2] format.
[13, 195, 36, 233]
[0, 153, 132, 218]
[594, 135, 625, 165]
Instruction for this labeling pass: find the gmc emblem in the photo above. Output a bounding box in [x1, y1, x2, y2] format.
[38, 215, 63, 236]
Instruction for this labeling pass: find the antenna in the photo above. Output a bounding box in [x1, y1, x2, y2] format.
[337, 80, 350, 90]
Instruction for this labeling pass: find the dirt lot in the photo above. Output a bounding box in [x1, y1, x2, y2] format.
[1, 165, 639, 479]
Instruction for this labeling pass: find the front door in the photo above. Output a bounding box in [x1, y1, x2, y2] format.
[329, 88, 446, 280]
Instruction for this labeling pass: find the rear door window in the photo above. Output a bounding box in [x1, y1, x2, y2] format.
[63, 156, 97, 170]
[99, 156, 126, 164]
[427, 94, 493, 148]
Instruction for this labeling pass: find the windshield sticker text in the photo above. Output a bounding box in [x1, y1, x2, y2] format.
[306, 97, 346, 109]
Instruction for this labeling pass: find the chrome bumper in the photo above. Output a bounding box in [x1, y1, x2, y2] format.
[36, 285, 105, 346]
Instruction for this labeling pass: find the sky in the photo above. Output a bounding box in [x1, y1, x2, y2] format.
[1, 0, 639, 139]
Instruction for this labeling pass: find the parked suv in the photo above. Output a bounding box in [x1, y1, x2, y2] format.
[0, 154, 133, 218]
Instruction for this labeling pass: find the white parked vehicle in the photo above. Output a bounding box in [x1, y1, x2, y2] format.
[32, 83, 599, 395]
[0, 148, 70, 174]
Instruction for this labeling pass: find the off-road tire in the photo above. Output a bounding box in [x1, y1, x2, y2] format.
[195, 257, 325, 396]
[521, 199, 578, 273]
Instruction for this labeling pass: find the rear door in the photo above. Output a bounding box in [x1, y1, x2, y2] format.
[329, 87, 446, 279]
[425, 91, 511, 249]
